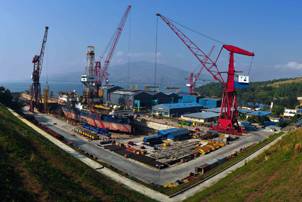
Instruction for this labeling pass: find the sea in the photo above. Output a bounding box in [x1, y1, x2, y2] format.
[1, 81, 83, 95]
[1, 81, 188, 96]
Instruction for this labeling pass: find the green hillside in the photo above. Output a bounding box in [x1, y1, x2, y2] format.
[197, 77, 302, 114]
[186, 129, 302, 202]
[0, 105, 154, 202]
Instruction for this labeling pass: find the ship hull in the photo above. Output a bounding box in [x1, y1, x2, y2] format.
[62, 107, 132, 133]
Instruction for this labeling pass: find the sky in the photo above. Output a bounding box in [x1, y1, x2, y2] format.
[0, 0, 302, 83]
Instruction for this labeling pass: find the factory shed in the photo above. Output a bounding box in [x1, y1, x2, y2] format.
[166, 92, 179, 103]
[147, 91, 172, 105]
[248, 110, 272, 117]
[152, 103, 204, 117]
[110, 90, 153, 109]
[198, 98, 221, 109]
[181, 111, 219, 123]
[203, 107, 221, 113]
[238, 108, 253, 114]
[178, 94, 197, 103]
[101, 85, 123, 103]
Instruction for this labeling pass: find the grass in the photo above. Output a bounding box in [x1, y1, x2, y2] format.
[185, 128, 302, 202]
[269, 77, 302, 87]
[0, 105, 156, 202]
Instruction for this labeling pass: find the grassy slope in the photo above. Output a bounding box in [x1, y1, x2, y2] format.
[0, 105, 155, 202]
[186, 129, 302, 202]
[269, 77, 302, 87]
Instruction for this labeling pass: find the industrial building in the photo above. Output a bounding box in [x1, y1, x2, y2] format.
[110, 90, 153, 109]
[198, 98, 221, 109]
[147, 91, 175, 105]
[180, 111, 219, 123]
[178, 94, 197, 103]
[152, 103, 204, 117]
[283, 108, 302, 118]
[101, 85, 123, 103]
[164, 92, 180, 103]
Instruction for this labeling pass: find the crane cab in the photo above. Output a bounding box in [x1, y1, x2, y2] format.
[235, 74, 249, 89]
[81, 74, 88, 82]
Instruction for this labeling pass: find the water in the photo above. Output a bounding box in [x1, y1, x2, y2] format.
[1, 81, 83, 95]
[1, 81, 188, 95]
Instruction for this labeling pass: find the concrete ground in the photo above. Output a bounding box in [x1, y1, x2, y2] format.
[32, 112, 273, 186]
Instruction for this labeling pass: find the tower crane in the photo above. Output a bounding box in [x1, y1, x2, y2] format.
[96, 5, 131, 86]
[30, 26, 49, 112]
[156, 13, 254, 135]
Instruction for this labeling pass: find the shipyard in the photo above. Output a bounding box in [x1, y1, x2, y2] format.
[1, 1, 302, 202]
[16, 4, 277, 191]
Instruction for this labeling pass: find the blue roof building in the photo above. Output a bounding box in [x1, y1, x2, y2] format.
[181, 111, 219, 123]
[248, 110, 272, 117]
[152, 103, 204, 117]
[198, 98, 221, 109]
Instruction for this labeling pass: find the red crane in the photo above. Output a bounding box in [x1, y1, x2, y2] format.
[186, 45, 215, 94]
[30, 26, 49, 112]
[96, 5, 131, 86]
[156, 13, 254, 135]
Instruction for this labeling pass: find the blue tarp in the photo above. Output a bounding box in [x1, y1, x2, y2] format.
[158, 128, 189, 138]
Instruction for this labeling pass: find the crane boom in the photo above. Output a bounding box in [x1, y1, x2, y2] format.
[30, 26, 49, 112]
[156, 13, 224, 84]
[157, 13, 255, 135]
[38, 26, 49, 76]
[101, 5, 131, 85]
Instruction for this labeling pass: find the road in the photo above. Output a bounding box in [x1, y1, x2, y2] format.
[33, 112, 272, 185]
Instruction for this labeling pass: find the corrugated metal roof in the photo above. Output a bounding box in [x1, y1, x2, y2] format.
[203, 107, 221, 113]
[152, 103, 203, 110]
[248, 110, 271, 117]
[182, 111, 219, 119]
[198, 98, 221, 101]
[112, 90, 143, 96]
[238, 108, 253, 114]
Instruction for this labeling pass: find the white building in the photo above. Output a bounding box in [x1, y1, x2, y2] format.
[283, 108, 297, 118]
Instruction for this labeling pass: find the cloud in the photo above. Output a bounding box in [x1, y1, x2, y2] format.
[275, 61, 302, 70]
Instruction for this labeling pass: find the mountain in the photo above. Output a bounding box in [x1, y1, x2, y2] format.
[48, 61, 191, 87]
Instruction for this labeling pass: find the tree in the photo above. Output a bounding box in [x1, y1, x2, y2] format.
[272, 105, 284, 115]
[0, 87, 13, 106]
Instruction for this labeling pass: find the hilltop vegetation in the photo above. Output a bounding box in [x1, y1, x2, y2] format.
[0, 105, 154, 202]
[186, 129, 302, 202]
[197, 77, 302, 114]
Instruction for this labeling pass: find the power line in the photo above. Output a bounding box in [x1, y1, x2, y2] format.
[153, 16, 159, 88]
[167, 17, 224, 45]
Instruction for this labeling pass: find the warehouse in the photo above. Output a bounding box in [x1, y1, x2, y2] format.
[247, 110, 272, 117]
[152, 103, 204, 117]
[101, 85, 123, 103]
[164, 92, 179, 103]
[180, 111, 219, 123]
[178, 93, 197, 103]
[110, 90, 153, 109]
[198, 98, 221, 109]
[147, 91, 173, 105]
